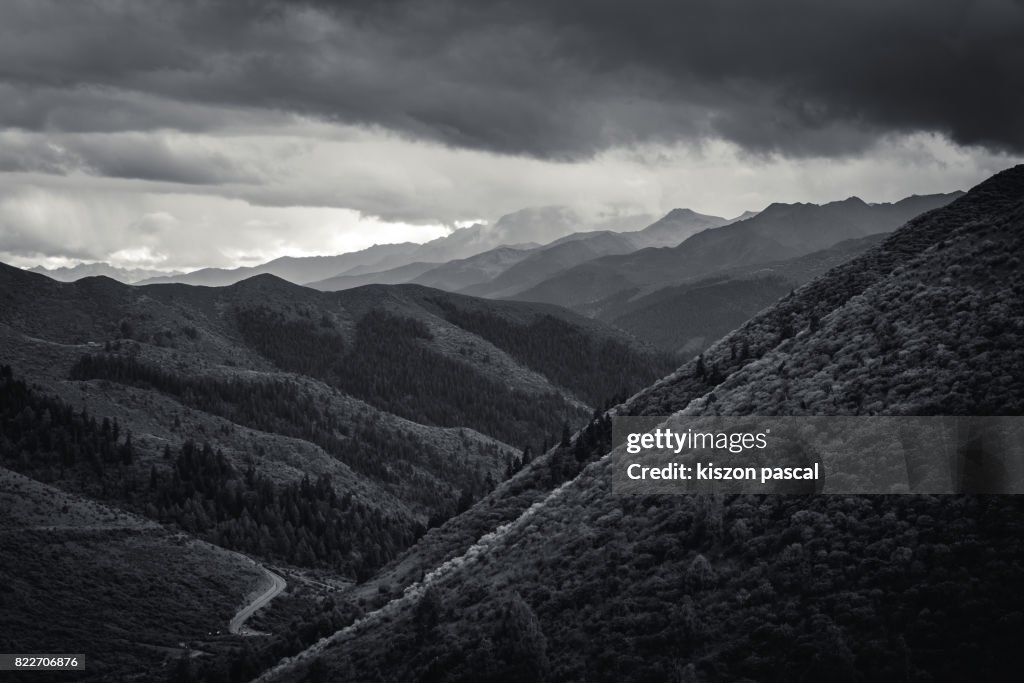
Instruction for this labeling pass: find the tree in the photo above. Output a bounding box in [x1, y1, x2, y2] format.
[456, 488, 474, 514]
[573, 434, 588, 463]
[498, 592, 550, 682]
[415, 587, 442, 643]
[119, 431, 134, 465]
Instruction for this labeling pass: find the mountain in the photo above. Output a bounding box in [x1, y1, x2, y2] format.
[386, 247, 534, 293]
[306, 260, 442, 291]
[483, 206, 654, 246]
[513, 192, 963, 310]
[0, 264, 673, 567]
[403, 208, 728, 298]
[136, 242, 420, 287]
[0, 265, 672, 470]
[257, 167, 1024, 682]
[325, 208, 657, 294]
[599, 233, 888, 355]
[729, 209, 760, 223]
[132, 226, 522, 287]
[137, 207, 653, 289]
[458, 231, 640, 298]
[0, 259, 678, 677]
[28, 262, 184, 283]
[623, 207, 730, 249]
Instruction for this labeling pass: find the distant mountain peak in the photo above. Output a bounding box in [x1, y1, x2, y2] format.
[228, 272, 299, 290]
[757, 196, 870, 218]
[28, 262, 184, 284]
[838, 195, 869, 205]
[662, 208, 703, 219]
[728, 210, 760, 223]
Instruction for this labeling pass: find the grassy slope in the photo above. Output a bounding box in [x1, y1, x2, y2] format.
[0, 467, 266, 681]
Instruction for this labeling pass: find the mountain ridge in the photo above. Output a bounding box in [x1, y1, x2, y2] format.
[512, 191, 963, 310]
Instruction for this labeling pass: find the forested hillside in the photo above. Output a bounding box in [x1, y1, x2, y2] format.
[1, 259, 676, 679]
[0, 370, 271, 680]
[2, 364, 421, 577]
[597, 234, 887, 355]
[0, 259, 671, 582]
[260, 167, 1024, 683]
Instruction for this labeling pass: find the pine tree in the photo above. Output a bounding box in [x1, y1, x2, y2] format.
[499, 592, 550, 682]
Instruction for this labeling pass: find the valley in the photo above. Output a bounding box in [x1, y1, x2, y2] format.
[2, 167, 1021, 682]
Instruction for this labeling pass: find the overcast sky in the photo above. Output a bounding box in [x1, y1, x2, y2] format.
[1, 0, 1022, 271]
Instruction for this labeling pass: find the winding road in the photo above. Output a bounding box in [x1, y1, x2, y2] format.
[229, 568, 287, 636]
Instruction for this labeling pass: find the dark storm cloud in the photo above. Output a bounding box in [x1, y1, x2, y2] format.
[0, 0, 1022, 159]
[0, 131, 258, 185]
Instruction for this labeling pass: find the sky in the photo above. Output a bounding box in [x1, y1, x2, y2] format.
[1, 0, 1022, 272]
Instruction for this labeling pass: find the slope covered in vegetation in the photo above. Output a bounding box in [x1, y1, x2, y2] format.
[264, 167, 1024, 682]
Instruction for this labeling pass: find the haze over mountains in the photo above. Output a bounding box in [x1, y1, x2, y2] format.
[130, 207, 654, 288]
[308, 209, 728, 296]
[24, 193, 961, 365]
[28, 262, 185, 284]
[512, 192, 962, 310]
[31, 205, 723, 292]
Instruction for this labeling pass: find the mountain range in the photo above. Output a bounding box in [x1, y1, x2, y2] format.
[599, 233, 889, 355]
[319, 208, 732, 297]
[253, 166, 1024, 683]
[511, 192, 963, 310]
[133, 206, 654, 288]
[3, 167, 1019, 682]
[28, 262, 185, 284]
[27, 206, 725, 297]
[0, 258, 674, 678]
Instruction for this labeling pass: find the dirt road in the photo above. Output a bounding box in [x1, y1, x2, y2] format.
[229, 568, 286, 635]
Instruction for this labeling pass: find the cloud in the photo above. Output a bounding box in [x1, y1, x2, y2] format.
[0, 129, 262, 185]
[1, 1, 1022, 271]
[0, 180, 448, 270]
[0, 0, 1021, 159]
[0, 131, 1016, 271]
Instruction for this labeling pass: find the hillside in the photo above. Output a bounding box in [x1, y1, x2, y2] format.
[450, 209, 730, 300]
[258, 167, 1024, 683]
[0, 466, 268, 681]
[513, 192, 962, 310]
[400, 247, 535, 293]
[0, 267, 672, 580]
[313, 208, 727, 298]
[305, 261, 442, 291]
[460, 231, 639, 299]
[599, 234, 887, 355]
